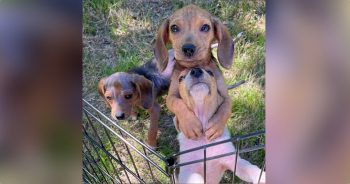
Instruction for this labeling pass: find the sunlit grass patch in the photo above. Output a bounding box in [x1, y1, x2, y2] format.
[228, 81, 265, 136]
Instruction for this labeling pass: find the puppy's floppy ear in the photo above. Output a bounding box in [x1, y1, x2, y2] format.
[154, 19, 170, 72]
[98, 77, 107, 97]
[98, 77, 110, 106]
[131, 74, 154, 109]
[172, 116, 180, 133]
[213, 18, 234, 69]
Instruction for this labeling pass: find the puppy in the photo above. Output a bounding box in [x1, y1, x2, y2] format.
[98, 50, 175, 148]
[155, 5, 233, 141]
[175, 68, 265, 184]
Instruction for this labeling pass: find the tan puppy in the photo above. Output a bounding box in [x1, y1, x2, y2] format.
[174, 67, 265, 183]
[154, 5, 233, 140]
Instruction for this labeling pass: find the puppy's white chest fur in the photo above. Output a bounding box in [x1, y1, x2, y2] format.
[189, 83, 210, 123]
[190, 83, 209, 102]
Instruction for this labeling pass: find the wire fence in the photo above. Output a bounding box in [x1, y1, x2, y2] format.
[82, 99, 265, 184]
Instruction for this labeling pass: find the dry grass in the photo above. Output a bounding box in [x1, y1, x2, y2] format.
[83, 0, 265, 183]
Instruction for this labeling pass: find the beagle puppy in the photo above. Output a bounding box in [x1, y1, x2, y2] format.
[98, 50, 175, 148]
[175, 67, 265, 184]
[154, 5, 233, 141]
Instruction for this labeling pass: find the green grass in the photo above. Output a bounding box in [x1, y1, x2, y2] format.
[83, 0, 265, 183]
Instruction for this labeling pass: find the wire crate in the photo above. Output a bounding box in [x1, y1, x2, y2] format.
[82, 99, 265, 184]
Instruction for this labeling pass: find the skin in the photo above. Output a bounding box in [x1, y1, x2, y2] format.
[154, 5, 234, 141]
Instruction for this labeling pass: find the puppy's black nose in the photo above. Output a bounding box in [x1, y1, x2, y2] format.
[190, 68, 203, 78]
[182, 44, 196, 57]
[116, 113, 125, 120]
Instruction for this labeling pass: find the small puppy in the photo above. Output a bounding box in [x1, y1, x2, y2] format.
[175, 68, 265, 184]
[98, 51, 175, 148]
[155, 5, 233, 141]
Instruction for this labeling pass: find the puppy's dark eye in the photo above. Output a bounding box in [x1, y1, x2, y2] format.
[179, 76, 185, 82]
[171, 25, 179, 33]
[125, 94, 133, 99]
[200, 24, 210, 32]
[106, 96, 112, 100]
[206, 70, 214, 76]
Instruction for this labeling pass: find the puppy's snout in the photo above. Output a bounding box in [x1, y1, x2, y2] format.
[190, 68, 203, 78]
[182, 44, 196, 57]
[116, 113, 125, 120]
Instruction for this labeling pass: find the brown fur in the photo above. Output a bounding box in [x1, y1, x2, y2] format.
[154, 5, 234, 70]
[98, 73, 159, 147]
[174, 68, 225, 132]
[178, 68, 222, 113]
[154, 5, 233, 140]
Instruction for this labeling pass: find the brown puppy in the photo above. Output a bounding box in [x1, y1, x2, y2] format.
[98, 51, 175, 148]
[174, 68, 265, 183]
[154, 5, 233, 141]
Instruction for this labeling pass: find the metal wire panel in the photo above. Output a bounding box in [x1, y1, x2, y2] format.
[82, 99, 265, 184]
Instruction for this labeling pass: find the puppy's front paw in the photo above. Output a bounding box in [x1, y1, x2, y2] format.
[178, 111, 202, 140]
[130, 111, 138, 121]
[145, 141, 157, 151]
[130, 115, 137, 121]
[205, 121, 225, 141]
